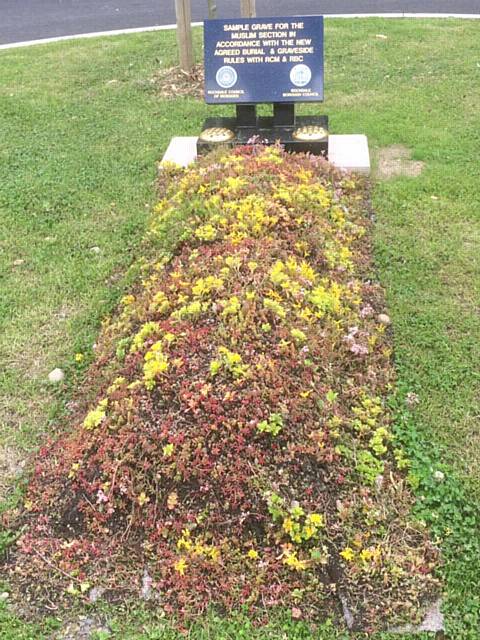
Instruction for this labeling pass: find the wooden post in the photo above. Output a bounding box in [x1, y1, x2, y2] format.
[207, 0, 218, 19]
[240, 0, 256, 18]
[175, 0, 194, 72]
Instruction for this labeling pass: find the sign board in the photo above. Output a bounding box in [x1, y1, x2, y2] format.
[204, 16, 324, 104]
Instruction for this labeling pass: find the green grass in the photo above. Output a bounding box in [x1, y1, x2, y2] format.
[0, 17, 479, 639]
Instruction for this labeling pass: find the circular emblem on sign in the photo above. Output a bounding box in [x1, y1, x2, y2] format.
[290, 64, 312, 87]
[216, 66, 238, 89]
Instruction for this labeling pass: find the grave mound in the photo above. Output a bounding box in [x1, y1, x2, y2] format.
[6, 146, 438, 630]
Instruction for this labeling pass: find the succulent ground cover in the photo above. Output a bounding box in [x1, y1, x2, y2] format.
[4, 146, 438, 631]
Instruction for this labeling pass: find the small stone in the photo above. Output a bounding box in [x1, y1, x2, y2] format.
[13, 259, 25, 266]
[90, 246, 101, 254]
[376, 34, 388, 40]
[0, 592, 9, 601]
[377, 313, 391, 325]
[48, 368, 65, 383]
[433, 470, 445, 482]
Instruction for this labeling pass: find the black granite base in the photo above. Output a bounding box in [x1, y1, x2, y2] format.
[197, 113, 329, 157]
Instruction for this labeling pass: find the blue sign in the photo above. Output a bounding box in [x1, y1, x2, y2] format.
[204, 16, 324, 104]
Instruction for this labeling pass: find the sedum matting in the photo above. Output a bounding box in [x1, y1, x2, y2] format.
[5, 146, 438, 631]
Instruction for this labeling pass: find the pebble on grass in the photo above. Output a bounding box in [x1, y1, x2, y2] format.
[48, 368, 65, 383]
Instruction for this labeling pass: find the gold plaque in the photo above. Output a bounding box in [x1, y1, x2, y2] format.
[292, 125, 328, 141]
[199, 127, 235, 143]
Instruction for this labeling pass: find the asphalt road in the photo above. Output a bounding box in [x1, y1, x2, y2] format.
[1, 1, 479, 45]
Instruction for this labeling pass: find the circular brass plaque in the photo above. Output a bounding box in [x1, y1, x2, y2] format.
[292, 125, 328, 141]
[199, 127, 235, 143]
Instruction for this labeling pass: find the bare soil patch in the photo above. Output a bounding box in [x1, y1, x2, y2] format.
[152, 64, 204, 100]
[375, 145, 425, 180]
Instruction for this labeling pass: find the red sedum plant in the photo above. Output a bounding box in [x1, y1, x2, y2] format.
[6, 146, 438, 630]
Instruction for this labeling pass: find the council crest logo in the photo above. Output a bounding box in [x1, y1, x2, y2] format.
[290, 64, 312, 88]
[216, 66, 238, 89]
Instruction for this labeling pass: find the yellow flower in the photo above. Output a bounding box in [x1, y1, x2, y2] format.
[296, 168, 313, 183]
[340, 547, 355, 562]
[174, 557, 188, 576]
[209, 547, 220, 562]
[307, 513, 324, 527]
[177, 530, 192, 551]
[225, 255, 242, 269]
[74, 353, 84, 363]
[283, 549, 307, 571]
[210, 359, 222, 376]
[224, 176, 246, 192]
[68, 463, 80, 479]
[246, 549, 259, 560]
[216, 347, 249, 378]
[195, 224, 217, 241]
[130, 321, 159, 353]
[83, 399, 108, 430]
[143, 341, 169, 389]
[282, 517, 294, 534]
[299, 390, 312, 399]
[290, 328, 307, 342]
[137, 492, 150, 507]
[270, 260, 288, 287]
[294, 241, 310, 257]
[222, 296, 241, 316]
[150, 291, 170, 314]
[192, 275, 224, 297]
[163, 443, 175, 457]
[121, 294, 135, 305]
[297, 307, 313, 323]
[107, 377, 126, 395]
[359, 549, 374, 562]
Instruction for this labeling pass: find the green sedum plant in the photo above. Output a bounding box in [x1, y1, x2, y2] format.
[3, 147, 438, 632]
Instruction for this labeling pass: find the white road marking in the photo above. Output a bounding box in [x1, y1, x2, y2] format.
[1, 14, 479, 51]
[0, 23, 203, 50]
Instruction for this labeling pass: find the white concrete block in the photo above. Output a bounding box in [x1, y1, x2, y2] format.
[161, 134, 370, 175]
[328, 134, 370, 175]
[161, 136, 198, 167]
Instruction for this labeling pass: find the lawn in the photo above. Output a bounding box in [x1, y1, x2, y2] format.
[0, 18, 479, 639]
